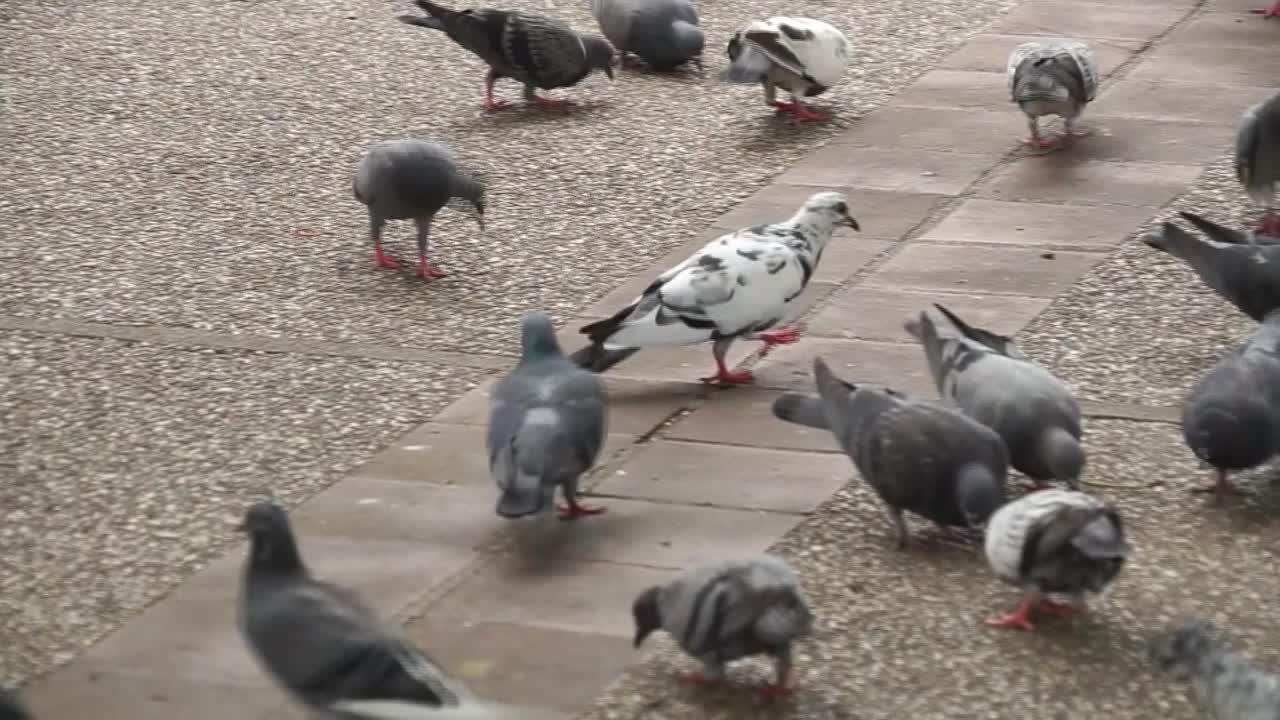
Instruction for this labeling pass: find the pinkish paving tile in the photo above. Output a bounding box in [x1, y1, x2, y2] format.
[805, 287, 1050, 343]
[664, 388, 840, 452]
[865, 244, 1102, 297]
[712, 186, 948, 241]
[976, 157, 1202, 207]
[919, 199, 1152, 249]
[775, 147, 994, 196]
[989, 1, 1188, 41]
[750, 337, 939, 397]
[889, 70, 1013, 112]
[829, 106, 1023, 156]
[941, 33, 1142, 74]
[1096, 79, 1275, 125]
[1127, 44, 1278, 87]
[1165, 11, 1280, 48]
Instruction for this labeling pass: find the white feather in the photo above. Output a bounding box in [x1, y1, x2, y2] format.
[739, 16, 849, 94]
[983, 489, 1105, 584]
[1006, 39, 1099, 102]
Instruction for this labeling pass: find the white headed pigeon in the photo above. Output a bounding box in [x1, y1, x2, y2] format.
[398, 0, 615, 112]
[1145, 212, 1280, 322]
[773, 357, 1009, 548]
[353, 139, 485, 280]
[1007, 40, 1098, 149]
[487, 311, 609, 521]
[1150, 621, 1280, 720]
[905, 304, 1085, 492]
[719, 17, 850, 123]
[631, 554, 815, 698]
[984, 489, 1130, 631]
[592, 0, 704, 71]
[568, 191, 859, 384]
[1235, 90, 1280, 237]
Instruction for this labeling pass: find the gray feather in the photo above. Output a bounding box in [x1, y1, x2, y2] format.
[592, 0, 703, 69]
[771, 392, 832, 430]
[0, 689, 31, 720]
[1146, 217, 1280, 322]
[1236, 90, 1280, 211]
[720, 34, 771, 83]
[1150, 621, 1280, 720]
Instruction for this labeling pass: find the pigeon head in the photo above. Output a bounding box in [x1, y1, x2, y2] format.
[1039, 427, 1085, 489]
[238, 501, 306, 576]
[955, 463, 1006, 529]
[672, 20, 705, 64]
[1184, 401, 1277, 471]
[631, 586, 663, 648]
[1149, 621, 1223, 681]
[582, 35, 616, 80]
[519, 311, 563, 361]
[798, 192, 859, 231]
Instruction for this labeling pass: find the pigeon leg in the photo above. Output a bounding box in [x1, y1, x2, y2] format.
[759, 649, 796, 698]
[1060, 115, 1090, 140]
[370, 218, 399, 270]
[1192, 468, 1246, 497]
[482, 70, 512, 111]
[1250, 0, 1280, 15]
[702, 337, 753, 384]
[1035, 597, 1079, 618]
[785, 99, 831, 123]
[1023, 116, 1055, 149]
[751, 327, 802, 355]
[683, 660, 725, 686]
[1255, 212, 1280, 237]
[889, 507, 910, 550]
[557, 479, 606, 520]
[413, 217, 447, 279]
[986, 590, 1040, 631]
[524, 84, 574, 109]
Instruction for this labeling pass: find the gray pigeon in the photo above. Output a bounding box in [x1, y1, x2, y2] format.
[1007, 40, 1098, 148]
[984, 489, 1130, 631]
[631, 554, 814, 697]
[1181, 309, 1280, 497]
[0, 690, 30, 720]
[591, 0, 703, 71]
[905, 304, 1085, 491]
[398, 0, 615, 111]
[488, 311, 608, 520]
[1236, 90, 1280, 238]
[237, 502, 467, 714]
[772, 356, 1008, 548]
[1145, 212, 1280, 322]
[353, 139, 485, 280]
[1150, 621, 1280, 720]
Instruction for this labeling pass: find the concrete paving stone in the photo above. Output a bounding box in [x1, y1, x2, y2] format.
[919, 198, 1155, 249]
[1096, 79, 1276, 125]
[865, 243, 1104, 297]
[812, 237, 896, 284]
[713, 185, 950, 242]
[976, 157, 1203, 207]
[593, 440, 849, 514]
[750, 337, 939, 397]
[1164, 11, 1280, 48]
[663, 388, 841, 453]
[805, 286, 1051, 342]
[1039, 115, 1233, 166]
[888, 70, 1013, 112]
[775, 146, 995, 196]
[988, 0, 1188, 41]
[1204, 0, 1273, 11]
[829, 106, 1025, 156]
[941, 32, 1143, 74]
[1128, 44, 1279, 87]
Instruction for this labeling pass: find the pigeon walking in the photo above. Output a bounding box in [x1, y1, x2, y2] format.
[720, 17, 850, 122]
[568, 192, 859, 384]
[1235, 90, 1280, 237]
[983, 489, 1130, 631]
[905, 304, 1085, 491]
[353, 139, 485, 280]
[1007, 40, 1098, 148]
[1145, 212, 1280, 322]
[488, 311, 609, 521]
[1150, 621, 1280, 720]
[398, 0, 615, 111]
[772, 357, 1008, 548]
[631, 554, 815, 697]
[237, 502, 467, 714]
[592, 0, 703, 71]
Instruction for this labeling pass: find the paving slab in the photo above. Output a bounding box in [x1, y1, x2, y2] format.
[988, 0, 1187, 41]
[774, 147, 995, 195]
[24, 663, 287, 720]
[865, 243, 1103, 297]
[663, 388, 842, 453]
[1127, 44, 1280, 87]
[711, 186, 948, 242]
[919, 198, 1153, 248]
[1065, 115, 1235, 165]
[1164, 10, 1280, 47]
[805, 286, 1052, 342]
[889, 70, 1013, 112]
[1096, 79, 1276, 125]
[751, 338, 939, 396]
[940, 32, 1143, 74]
[829, 106, 1024, 156]
[976, 157, 1204, 206]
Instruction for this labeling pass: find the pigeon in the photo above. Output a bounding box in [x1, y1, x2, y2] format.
[487, 311, 609, 521]
[1144, 212, 1280, 322]
[720, 17, 850, 122]
[568, 191, 859, 384]
[353, 139, 485, 280]
[631, 554, 815, 697]
[1235, 90, 1280, 237]
[904, 304, 1085, 492]
[398, 0, 615, 112]
[1007, 40, 1098, 148]
[983, 489, 1130, 631]
[1180, 309, 1280, 497]
[1150, 621, 1280, 720]
[772, 356, 1008, 548]
[0, 690, 30, 720]
[591, 0, 704, 71]
[237, 502, 467, 714]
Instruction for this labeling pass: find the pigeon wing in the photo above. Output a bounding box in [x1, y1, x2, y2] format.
[504, 12, 588, 89]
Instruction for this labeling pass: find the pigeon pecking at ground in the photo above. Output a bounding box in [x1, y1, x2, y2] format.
[352, 138, 485, 280]
[487, 311, 609, 521]
[720, 17, 850, 122]
[237, 501, 468, 716]
[398, 0, 615, 111]
[1149, 621, 1280, 720]
[1144, 211, 1280, 322]
[1006, 40, 1098, 149]
[983, 489, 1130, 631]
[592, 0, 704, 71]
[0, 689, 31, 720]
[631, 554, 815, 698]
[568, 191, 859, 384]
[773, 357, 1008, 549]
[1235, 89, 1280, 237]
[905, 304, 1085, 492]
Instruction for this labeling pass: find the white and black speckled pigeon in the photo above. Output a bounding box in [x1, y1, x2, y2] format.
[237, 502, 468, 715]
[0, 689, 30, 720]
[1236, 90, 1280, 237]
[632, 554, 814, 698]
[1181, 309, 1280, 498]
[568, 191, 859, 384]
[983, 489, 1130, 631]
[904, 304, 1085, 492]
[487, 311, 608, 521]
[592, 0, 703, 71]
[398, 0, 615, 111]
[1145, 212, 1280, 322]
[720, 17, 850, 122]
[1150, 621, 1280, 720]
[772, 357, 1008, 548]
[1007, 40, 1098, 149]
[353, 139, 485, 280]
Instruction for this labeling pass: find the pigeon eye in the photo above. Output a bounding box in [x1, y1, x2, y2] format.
[834, 202, 847, 214]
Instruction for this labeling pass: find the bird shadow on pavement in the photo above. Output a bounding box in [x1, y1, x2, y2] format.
[477, 100, 614, 126]
[503, 510, 648, 576]
[734, 110, 850, 153]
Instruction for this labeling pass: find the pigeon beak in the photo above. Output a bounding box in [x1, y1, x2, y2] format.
[842, 214, 860, 231]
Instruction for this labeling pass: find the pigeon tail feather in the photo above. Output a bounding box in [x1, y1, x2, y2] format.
[771, 393, 830, 429]
[720, 45, 770, 83]
[397, 14, 445, 30]
[1178, 211, 1251, 245]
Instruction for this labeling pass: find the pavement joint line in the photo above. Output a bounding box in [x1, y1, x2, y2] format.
[583, 492, 816, 517]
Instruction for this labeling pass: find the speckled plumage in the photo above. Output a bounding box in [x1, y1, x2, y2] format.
[1151, 621, 1280, 720]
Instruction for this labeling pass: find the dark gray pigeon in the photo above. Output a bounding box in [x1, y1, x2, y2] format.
[984, 489, 1130, 631]
[1007, 40, 1098, 149]
[631, 554, 814, 698]
[237, 502, 467, 715]
[592, 0, 703, 71]
[398, 0, 615, 112]
[353, 138, 485, 280]
[772, 356, 1008, 548]
[905, 304, 1085, 491]
[1181, 309, 1280, 497]
[1150, 621, 1280, 720]
[487, 311, 608, 521]
[1145, 213, 1280, 322]
[0, 690, 30, 720]
[1236, 89, 1280, 238]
